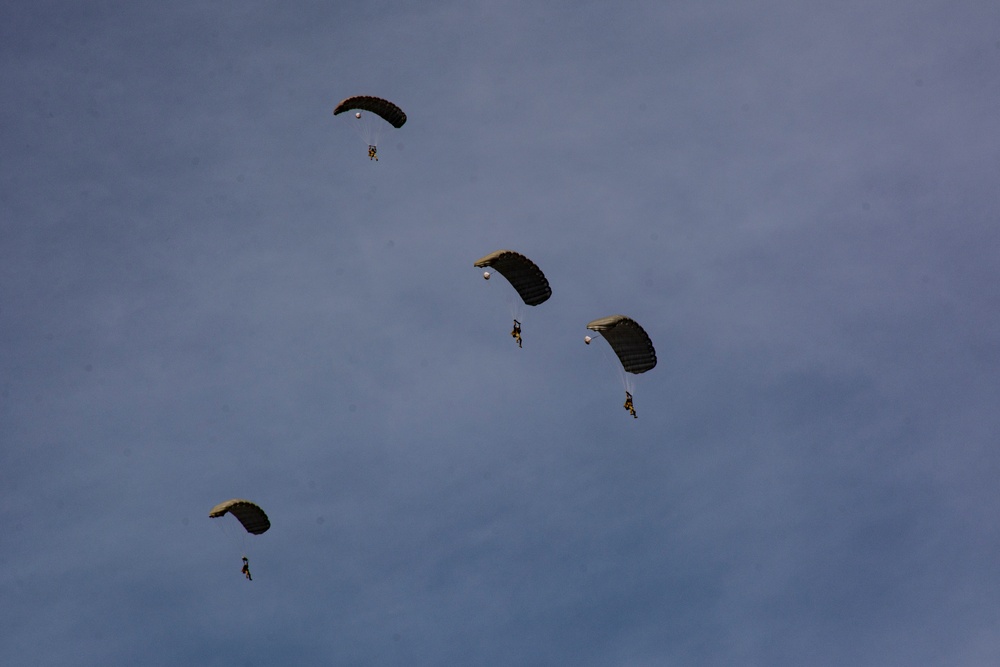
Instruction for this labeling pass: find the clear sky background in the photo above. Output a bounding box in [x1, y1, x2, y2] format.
[3, 1, 1000, 664]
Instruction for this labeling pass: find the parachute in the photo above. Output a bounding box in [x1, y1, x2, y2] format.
[586, 315, 657, 373]
[474, 250, 551, 306]
[209, 499, 270, 535]
[474, 250, 550, 348]
[586, 316, 655, 418]
[333, 96, 406, 160]
[333, 96, 407, 128]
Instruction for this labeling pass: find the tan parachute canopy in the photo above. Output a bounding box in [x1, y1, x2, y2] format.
[586, 315, 657, 374]
[333, 96, 407, 128]
[209, 499, 271, 535]
[474, 250, 552, 306]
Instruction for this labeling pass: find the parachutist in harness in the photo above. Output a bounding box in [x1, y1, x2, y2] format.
[368, 145, 378, 161]
[241, 556, 252, 581]
[511, 320, 522, 348]
[624, 391, 637, 419]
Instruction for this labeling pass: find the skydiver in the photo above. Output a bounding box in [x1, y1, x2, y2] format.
[368, 145, 378, 161]
[624, 391, 637, 419]
[511, 320, 522, 348]
[241, 556, 252, 581]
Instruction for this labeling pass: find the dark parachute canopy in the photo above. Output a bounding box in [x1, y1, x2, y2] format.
[474, 250, 552, 306]
[209, 499, 271, 535]
[333, 96, 407, 128]
[586, 315, 657, 374]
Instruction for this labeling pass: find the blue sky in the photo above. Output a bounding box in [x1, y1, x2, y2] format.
[3, 1, 1000, 664]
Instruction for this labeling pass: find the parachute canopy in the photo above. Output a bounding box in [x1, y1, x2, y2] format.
[474, 250, 552, 306]
[209, 499, 271, 535]
[586, 315, 657, 374]
[333, 96, 407, 128]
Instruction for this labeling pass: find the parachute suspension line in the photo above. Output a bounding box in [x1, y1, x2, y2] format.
[597, 336, 629, 391]
[216, 516, 254, 579]
[351, 113, 383, 156]
[350, 114, 367, 145]
[505, 290, 525, 324]
[611, 348, 637, 412]
[216, 516, 249, 558]
[594, 335, 636, 397]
